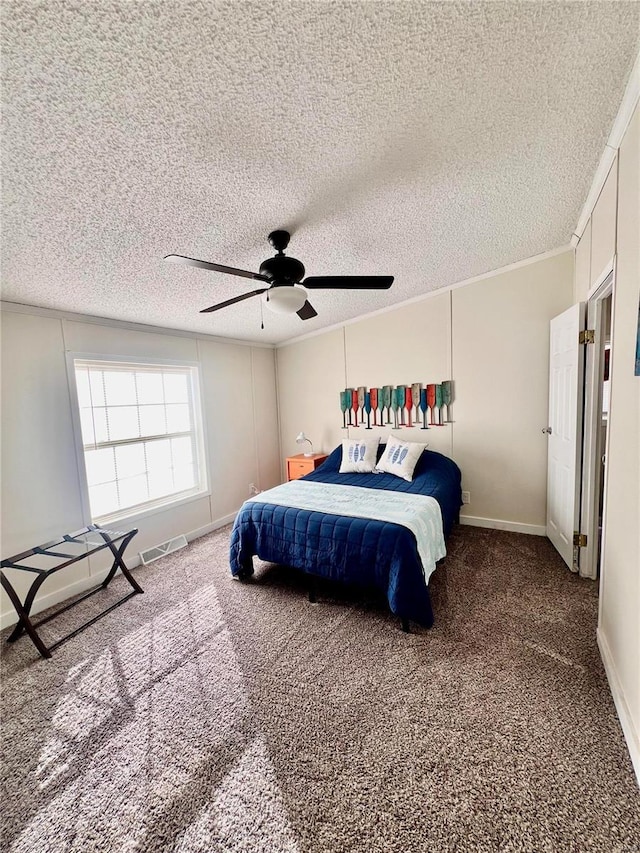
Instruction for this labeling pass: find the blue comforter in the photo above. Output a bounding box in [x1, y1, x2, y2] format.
[229, 445, 462, 627]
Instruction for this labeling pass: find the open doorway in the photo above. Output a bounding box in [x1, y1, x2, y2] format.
[596, 298, 612, 576]
[579, 270, 614, 582]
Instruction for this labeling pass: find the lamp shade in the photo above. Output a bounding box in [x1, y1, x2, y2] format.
[296, 431, 313, 456]
[264, 286, 307, 315]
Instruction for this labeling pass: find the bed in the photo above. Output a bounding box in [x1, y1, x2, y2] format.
[229, 444, 462, 629]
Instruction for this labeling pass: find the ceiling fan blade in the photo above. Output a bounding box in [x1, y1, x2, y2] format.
[303, 276, 394, 290]
[297, 300, 318, 321]
[200, 289, 267, 313]
[165, 254, 268, 282]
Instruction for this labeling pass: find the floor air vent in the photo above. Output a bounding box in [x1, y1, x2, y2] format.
[140, 534, 188, 566]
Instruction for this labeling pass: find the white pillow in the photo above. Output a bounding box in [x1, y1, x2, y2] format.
[339, 437, 380, 473]
[375, 437, 425, 481]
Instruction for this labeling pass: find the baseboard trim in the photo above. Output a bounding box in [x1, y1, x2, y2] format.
[0, 511, 239, 630]
[597, 627, 640, 787]
[459, 515, 546, 536]
[185, 513, 237, 542]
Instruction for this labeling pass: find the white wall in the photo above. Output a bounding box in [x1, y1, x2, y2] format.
[276, 250, 574, 532]
[0, 308, 281, 625]
[277, 328, 347, 470]
[1, 313, 85, 603]
[452, 254, 574, 529]
[574, 102, 639, 778]
[344, 293, 453, 457]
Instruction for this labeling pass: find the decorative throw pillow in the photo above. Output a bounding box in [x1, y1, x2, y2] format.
[339, 437, 380, 473]
[375, 437, 425, 481]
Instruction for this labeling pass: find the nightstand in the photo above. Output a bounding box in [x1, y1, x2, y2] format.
[286, 452, 328, 481]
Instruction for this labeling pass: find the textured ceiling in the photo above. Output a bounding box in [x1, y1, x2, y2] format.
[2, 2, 639, 345]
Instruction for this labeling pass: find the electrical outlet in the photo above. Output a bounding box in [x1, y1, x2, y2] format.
[462, 490, 471, 505]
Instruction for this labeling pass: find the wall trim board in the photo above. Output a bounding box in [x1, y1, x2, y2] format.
[0, 300, 274, 350]
[0, 512, 238, 630]
[272, 342, 284, 479]
[459, 515, 546, 537]
[572, 48, 640, 246]
[277, 245, 572, 349]
[588, 255, 617, 302]
[597, 627, 640, 787]
[249, 347, 261, 490]
[572, 153, 618, 250]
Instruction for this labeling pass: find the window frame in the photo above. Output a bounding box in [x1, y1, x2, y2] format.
[66, 353, 210, 526]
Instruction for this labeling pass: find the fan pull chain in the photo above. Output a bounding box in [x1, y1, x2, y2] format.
[260, 294, 265, 330]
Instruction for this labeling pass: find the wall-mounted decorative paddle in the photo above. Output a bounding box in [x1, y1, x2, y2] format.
[338, 382, 454, 428]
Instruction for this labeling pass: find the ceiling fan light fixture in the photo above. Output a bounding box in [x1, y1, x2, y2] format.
[264, 285, 308, 315]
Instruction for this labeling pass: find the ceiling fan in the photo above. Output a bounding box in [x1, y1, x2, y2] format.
[164, 230, 394, 321]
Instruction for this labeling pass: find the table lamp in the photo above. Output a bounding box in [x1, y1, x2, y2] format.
[296, 431, 314, 456]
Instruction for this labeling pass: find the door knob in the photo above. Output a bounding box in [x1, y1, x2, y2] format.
[542, 427, 552, 434]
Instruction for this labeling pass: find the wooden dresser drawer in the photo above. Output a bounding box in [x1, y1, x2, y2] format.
[285, 453, 329, 481]
[288, 460, 312, 480]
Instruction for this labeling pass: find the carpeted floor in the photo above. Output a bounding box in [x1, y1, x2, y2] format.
[1, 524, 638, 852]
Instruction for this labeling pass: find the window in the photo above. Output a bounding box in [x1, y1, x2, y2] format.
[72, 358, 208, 523]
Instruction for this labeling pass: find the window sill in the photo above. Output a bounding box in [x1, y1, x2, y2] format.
[94, 488, 211, 529]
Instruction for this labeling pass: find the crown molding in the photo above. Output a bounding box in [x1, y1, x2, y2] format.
[277, 244, 572, 349]
[0, 300, 274, 349]
[573, 48, 640, 243]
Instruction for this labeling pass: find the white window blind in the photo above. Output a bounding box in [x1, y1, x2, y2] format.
[73, 359, 208, 522]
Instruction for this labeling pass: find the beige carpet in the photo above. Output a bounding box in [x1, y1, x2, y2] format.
[1, 524, 639, 852]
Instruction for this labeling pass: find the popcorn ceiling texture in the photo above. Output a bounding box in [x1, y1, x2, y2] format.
[1, 1, 639, 344]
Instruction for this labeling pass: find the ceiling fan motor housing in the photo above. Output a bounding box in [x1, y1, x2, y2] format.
[259, 254, 305, 286]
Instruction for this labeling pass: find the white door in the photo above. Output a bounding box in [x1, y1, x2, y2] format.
[546, 303, 585, 568]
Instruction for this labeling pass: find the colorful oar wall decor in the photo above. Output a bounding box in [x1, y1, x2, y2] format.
[339, 381, 454, 428]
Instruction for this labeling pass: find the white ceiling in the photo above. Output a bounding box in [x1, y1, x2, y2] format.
[2, 2, 638, 345]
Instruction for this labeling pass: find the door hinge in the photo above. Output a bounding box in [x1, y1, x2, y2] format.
[579, 330, 595, 345]
[573, 532, 588, 547]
